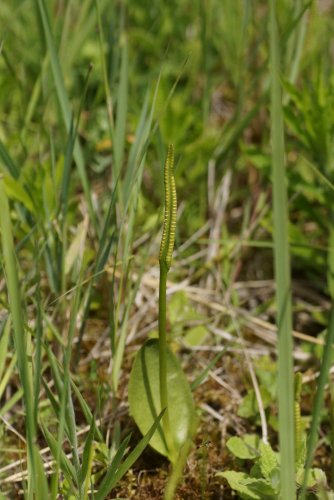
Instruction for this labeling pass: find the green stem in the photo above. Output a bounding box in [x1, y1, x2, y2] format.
[159, 261, 173, 454]
[158, 144, 177, 460]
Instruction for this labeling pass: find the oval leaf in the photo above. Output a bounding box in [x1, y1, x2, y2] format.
[128, 339, 196, 460]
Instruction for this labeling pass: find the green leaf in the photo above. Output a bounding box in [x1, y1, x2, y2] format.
[33, 445, 49, 499]
[79, 418, 96, 486]
[3, 175, 35, 213]
[0, 139, 20, 178]
[226, 435, 259, 460]
[218, 470, 278, 499]
[95, 434, 132, 500]
[128, 339, 196, 460]
[217, 471, 264, 499]
[41, 424, 76, 485]
[258, 442, 279, 481]
[296, 467, 327, 488]
[0, 319, 11, 385]
[244, 477, 277, 499]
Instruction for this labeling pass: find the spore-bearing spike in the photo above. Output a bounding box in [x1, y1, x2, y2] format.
[159, 145, 176, 269]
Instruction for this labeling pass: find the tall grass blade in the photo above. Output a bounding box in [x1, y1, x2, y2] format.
[300, 308, 334, 497]
[113, 38, 128, 182]
[269, 1, 295, 498]
[285, 0, 310, 87]
[0, 176, 46, 498]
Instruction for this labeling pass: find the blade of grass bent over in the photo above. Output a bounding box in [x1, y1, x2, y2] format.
[269, 2, 295, 498]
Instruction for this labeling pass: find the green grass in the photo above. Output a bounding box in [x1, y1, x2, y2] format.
[270, 1, 295, 496]
[1, 0, 334, 498]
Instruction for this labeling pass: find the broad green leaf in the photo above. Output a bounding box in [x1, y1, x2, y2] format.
[128, 339, 196, 460]
[244, 477, 277, 499]
[226, 435, 259, 460]
[217, 471, 263, 500]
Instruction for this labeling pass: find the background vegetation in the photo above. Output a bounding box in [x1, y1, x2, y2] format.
[1, 0, 334, 498]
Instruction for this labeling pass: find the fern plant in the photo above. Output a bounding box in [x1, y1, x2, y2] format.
[128, 145, 197, 498]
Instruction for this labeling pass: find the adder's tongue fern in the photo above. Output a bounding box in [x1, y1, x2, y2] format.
[159, 144, 177, 269]
[158, 144, 177, 455]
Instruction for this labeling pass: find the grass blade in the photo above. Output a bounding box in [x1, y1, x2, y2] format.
[0, 318, 11, 384]
[0, 175, 44, 498]
[95, 410, 165, 500]
[0, 140, 20, 179]
[95, 434, 132, 500]
[300, 307, 334, 497]
[269, 1, 295, 497]
[113, 38, 128, 181]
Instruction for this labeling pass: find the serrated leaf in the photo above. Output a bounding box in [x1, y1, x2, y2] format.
[258, 442, 279, 480]
[218, 470, 277, 499]
[244, 476, 277, 498]
[128, 339, 196, 461]
[217, 471, 262, 499]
